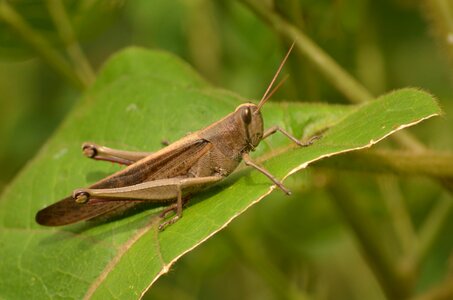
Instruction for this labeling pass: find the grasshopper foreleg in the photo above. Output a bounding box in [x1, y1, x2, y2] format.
[253, 126, 320, 194]
[242, 152, 291, 195]
[82, 142, 152, 166]
[72, 176, 222, 229]
[263, 126, 319, 147]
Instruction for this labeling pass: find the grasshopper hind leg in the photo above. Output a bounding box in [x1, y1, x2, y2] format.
[82, 142, 152, 166]
[72, 176, 223, 229]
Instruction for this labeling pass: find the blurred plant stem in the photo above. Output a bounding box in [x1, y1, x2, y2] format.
[414, 247, 453, 300]
[184, 0, 221, 83]
[240, 0, 372, 104]
[45, 0, 95, 87]
[423, 0, 453, 70]
[226, 226, 311, 300]
[314, 150, 453, 178]
[378, 176, 417, 257]
[274, 0, 317, 100]
[239, 4, 453, 296]
[413, 268, 453, 300]
[239, 0, 426, 152]
[317, 150, 453, 288]
[407, 194, 453, 273]
[0, 1, 86, 89]
[356, 17, 387, 95]
[328, 181, 413, 300]
[315, 148, 453, 233]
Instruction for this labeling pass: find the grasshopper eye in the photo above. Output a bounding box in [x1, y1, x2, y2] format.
[241, 107, 252, 124]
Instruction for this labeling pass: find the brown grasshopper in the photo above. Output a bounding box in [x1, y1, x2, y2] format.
[36, 44, 316, 230]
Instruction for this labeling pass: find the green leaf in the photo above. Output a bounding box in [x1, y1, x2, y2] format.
[0, 47, 441, 299]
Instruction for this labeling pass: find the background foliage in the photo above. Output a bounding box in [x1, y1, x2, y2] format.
[0, 0, 452, 299]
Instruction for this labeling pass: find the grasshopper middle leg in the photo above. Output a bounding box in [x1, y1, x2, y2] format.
[242, 152, 291, 195]
[243, 126, 320, 195]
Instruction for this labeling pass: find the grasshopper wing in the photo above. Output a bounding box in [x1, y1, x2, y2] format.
[36, 139, 212, 226]
[35, 197, 136, 226]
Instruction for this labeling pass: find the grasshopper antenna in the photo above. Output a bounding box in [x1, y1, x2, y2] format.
[260, 74, 289, 105]
[256, 42, 295, 113]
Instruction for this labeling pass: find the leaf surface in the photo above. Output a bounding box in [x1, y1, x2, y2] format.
[0, 48, 441, 299]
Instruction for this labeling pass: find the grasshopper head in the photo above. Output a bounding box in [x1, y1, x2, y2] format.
[232, 43, 294, 153]
[235, 103, 264, 151]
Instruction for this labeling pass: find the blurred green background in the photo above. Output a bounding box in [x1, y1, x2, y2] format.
[1, 0, 452, 299]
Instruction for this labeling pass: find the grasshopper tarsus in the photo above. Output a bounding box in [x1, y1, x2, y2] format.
[303, 134, 322, 146]
[271, 183, 291, 195]
[158, 215, 180, 231]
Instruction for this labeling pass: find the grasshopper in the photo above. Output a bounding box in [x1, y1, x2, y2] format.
[36, 44, 316, 230]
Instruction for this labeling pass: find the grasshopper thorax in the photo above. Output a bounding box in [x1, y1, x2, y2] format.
[234, 103, 264, 151]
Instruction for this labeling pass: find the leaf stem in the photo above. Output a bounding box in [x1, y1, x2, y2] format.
[45, 0, 95, 87]
[0, 1, 85, 89]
